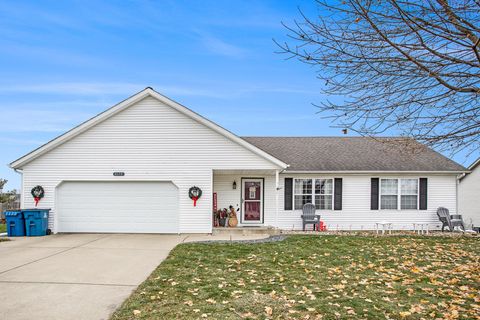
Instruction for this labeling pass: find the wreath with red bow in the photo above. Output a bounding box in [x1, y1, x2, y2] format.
[31, 185, 45, 207]
[188, 186, 202, 207]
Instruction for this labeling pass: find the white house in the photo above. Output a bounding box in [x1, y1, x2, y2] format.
[10, 88, 467, 234]
[459, 158, 480, 230]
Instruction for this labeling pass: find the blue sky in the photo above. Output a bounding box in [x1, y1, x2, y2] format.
[0, 0, 475, 190]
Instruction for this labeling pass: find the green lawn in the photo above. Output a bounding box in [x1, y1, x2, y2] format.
[111, 235, 480, 320]
[0, 223, 9, 241]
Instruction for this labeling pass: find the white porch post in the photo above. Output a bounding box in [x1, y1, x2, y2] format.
[275, 169, 279, 229]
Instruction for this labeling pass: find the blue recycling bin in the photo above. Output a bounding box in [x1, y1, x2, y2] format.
[4, 211, 25, 237]
[22, 209, 50, 237]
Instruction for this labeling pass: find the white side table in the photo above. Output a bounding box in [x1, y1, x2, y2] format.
[375, 221, 392, 235]
[413, 223, 429, 235]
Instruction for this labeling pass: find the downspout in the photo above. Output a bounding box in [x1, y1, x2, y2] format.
[14, 168, 23, 208]
[275, 170, 279, 229]
[456, 173, 462, 215]
[275, 166, 289, 230]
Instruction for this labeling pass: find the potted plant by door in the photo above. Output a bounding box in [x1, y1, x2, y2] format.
[218, 209, 227, 227]
[213, 210, 219, 227]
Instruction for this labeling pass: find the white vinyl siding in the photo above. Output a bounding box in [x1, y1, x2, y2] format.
[20, 96, 280, 233]
[277, 174, 457, 231]
[459, 165, 480, 229]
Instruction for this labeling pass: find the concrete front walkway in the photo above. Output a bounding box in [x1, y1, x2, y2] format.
[0, 233, 269, 320]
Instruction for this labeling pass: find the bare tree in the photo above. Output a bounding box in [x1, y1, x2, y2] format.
[0, 179, 6, 193]
[277, 0, 480, 156]
[0, 179, 16, 205]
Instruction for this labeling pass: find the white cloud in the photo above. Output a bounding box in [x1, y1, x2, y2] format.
[0, 81, 320, 101]
[0, 137, 46, 145]
[194, 31, 248, 58]
[0, 82, 231, 98]
[0, 109, 91, 133]
[0, 82, 142, 95]
[207, 114, 314, 124]
[2, 43, 107, 67]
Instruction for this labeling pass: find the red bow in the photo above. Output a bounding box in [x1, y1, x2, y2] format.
[192, 196, 199, 207]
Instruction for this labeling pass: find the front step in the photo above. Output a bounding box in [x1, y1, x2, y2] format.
[212, 226, 280, 236]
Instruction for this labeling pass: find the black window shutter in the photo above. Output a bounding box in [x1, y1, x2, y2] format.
[284, 178, 293, 210]
[419, 178, 428, 210]
[334, 178, 342, 210]
[371, 178, 379, 210]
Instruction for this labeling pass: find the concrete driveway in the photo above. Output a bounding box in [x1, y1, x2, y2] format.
[0, 234, 188, 320]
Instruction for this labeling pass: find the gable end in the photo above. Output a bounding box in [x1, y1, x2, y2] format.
[10, 88, 288, 169]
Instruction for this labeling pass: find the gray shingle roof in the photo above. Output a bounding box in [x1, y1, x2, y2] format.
[242, 137, 466, 172]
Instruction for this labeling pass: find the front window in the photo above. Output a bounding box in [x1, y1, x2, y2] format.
[315, 179, 333, 210]
[294, 179, 312, 210]
[380, 179, 398, 209]
[401, 179, 418, 209]
[380, 178, 419, 210]
[294, 178, 333, 210]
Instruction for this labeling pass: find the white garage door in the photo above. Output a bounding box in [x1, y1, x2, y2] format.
[57, 181, 178, 233]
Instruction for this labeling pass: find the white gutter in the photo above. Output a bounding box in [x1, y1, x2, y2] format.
[284, 170, 469, 175]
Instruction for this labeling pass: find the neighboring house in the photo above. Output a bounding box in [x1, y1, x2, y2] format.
[0, 193, 20, 212]
[459, 158, 480, 229]
[9, 88, 467, 234]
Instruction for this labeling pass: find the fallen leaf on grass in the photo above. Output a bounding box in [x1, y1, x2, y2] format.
[265, 306, 273, 316]
[410, 267, 420, 274]
[399, 311, 411, 317]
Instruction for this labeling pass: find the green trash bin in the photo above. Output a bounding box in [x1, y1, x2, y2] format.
[23, 209, 50, 236]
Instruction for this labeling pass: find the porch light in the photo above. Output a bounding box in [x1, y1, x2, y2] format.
[233, 180, 237, 190]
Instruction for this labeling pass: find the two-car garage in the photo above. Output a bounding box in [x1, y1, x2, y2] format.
[56, 181, 179, 233]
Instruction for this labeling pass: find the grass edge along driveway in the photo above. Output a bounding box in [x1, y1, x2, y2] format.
[112, 235, 480, 320]
[0, 223, 8, 241]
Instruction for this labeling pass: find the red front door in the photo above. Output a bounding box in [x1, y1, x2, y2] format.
[242, 179, 263, 223]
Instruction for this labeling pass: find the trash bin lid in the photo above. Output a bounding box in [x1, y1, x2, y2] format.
[4, 211, 22, 216]
[21, 209, 49, 220]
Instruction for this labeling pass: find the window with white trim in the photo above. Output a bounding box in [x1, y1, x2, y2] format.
[380, 178, 418, 210]
[315, 179, 333, 210]
[401, 179, 418, 209]
[380, 179, 398, 209]
[294, 178, 333, 210]
[294, 179, 312, 210]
